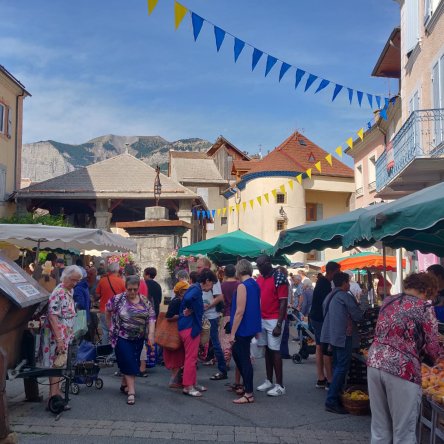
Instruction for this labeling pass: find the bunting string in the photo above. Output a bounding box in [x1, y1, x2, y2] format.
[149, 1, 390, 109]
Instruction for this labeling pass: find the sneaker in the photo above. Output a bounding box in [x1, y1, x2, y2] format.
[315, 379, 327, 388]
[325, 382, 330, 391]
[325, 403, 348, 414]
[267, 384, 286, 397]
[257, 379, 274, 392]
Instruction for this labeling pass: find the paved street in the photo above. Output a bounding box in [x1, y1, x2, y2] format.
[6, 342, 371, 444]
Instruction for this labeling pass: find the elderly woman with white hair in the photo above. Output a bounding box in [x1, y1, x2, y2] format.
[41, 265, 83, 407]
[106, 275, 156, 405]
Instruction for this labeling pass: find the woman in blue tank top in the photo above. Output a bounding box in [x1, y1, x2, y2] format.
[229, 259, 261, 404]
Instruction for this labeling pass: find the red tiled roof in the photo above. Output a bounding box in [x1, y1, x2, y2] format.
[232, 159, 257, 171]
[246, 132, 353, 178]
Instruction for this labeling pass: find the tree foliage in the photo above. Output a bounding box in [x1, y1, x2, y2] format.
[0, 213, 71, 227]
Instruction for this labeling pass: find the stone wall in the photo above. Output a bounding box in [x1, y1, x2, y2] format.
[131, 234, 179, 300]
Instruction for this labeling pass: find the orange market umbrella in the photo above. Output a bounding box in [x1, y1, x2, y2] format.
[321, 252, 406, 272]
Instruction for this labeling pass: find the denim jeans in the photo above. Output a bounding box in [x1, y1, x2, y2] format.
[209, 318, 227, 374]
[232, 335, 254, 393]
[98, 313, 110, 345]
[326, 336, 353, 407]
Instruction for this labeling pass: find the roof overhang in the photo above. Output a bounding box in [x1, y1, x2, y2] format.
[372, 27, 401, 78]
[0, 65, 31, 96]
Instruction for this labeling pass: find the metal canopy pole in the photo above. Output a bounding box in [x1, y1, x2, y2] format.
[383, 243, 387, 298]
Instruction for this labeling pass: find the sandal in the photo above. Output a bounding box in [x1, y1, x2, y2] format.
[120, 385, 128, 394]
[127, 393, 135, 405]
[235, 386, 245, 396]
[183, 388, 202, 397]
[210, 372, 228, 381]
[233, 394, 254, 404]
[226, 383, 243, 392]
[194, 384, 207, 392]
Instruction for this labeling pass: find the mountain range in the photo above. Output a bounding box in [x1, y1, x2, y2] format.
[22, 135, 212, 183]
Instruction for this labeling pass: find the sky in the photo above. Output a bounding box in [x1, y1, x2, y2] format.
[1, 0, 400, 162]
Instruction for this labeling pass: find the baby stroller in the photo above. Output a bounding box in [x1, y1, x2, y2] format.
[292, 315, 316, 364]
[61, 341, 114, 395]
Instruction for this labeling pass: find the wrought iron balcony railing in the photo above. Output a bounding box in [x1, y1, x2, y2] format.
[355, 187, 364, 197]
[376, 109, 444, 192]
[368, 181, 376, 192]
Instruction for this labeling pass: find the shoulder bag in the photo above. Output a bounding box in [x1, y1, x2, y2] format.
[154, 312, 181, 351]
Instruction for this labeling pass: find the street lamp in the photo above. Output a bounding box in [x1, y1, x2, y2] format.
[154, 165, 162, 206]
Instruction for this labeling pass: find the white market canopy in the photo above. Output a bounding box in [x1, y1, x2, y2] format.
[0, 224, 137, 253]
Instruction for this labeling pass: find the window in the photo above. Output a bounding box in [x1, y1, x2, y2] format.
[276, 192, 286, 204]
[0, 165, 6, 201]
[405, 0, 419, 55]
[0, 104, 4, 133]
[276, 219, 287, 231]
[368, 155, 376, 192]
[221, 216, 227, 225]
[432, 55, 444, 145]
[306, 203, 317, 222]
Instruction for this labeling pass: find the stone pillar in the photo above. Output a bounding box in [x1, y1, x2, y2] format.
[177, 201, 192, 247]
[94, 199, 112, 231]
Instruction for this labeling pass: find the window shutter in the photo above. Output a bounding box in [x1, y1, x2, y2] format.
[0, 105, 4, 133]
[7, 107, 12, 138]
[0, 167, 6, 201]
[405, 0, 419, 54]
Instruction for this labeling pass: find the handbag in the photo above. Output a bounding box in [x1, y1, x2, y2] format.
[53, 350, 67, 368]
[154, 312, 181, 351]
[200, 319, 211, 346]
[73, 309, 88, 340]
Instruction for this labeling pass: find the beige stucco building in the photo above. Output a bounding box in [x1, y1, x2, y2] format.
[0, 66, 30, 218]
[227, 132, 355, 263]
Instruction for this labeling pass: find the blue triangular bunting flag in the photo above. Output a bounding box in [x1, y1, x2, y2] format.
[315, 79, 330, 93]
[191, 13, 204, 41]
[211, 209, 216, 218]
[347, 88, 353, 104]
[375, 95, 381, 109]
[214, 26, 226, 52]
[234, 38, 245, 62]
[265, 55, 278, 77]
[357, 91, 363, 106]
[380, 108, 387, 121]
[367, 121, 372, 129]
[251, 48, 263, 71]
[384, 98, 390, 108]
[304, 73, 318, 92]
[367, 93, 373, 108]
[279, 62, 291, 82]
[332, 84, 343, 102]
[295, 68, 305, 89]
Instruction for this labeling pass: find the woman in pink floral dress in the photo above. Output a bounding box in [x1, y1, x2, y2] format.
[367, 272, 441, 444]
[41, 265, 83, 405]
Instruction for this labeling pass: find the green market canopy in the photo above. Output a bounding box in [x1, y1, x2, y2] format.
[178, 229, 289, 266]
[272, 205, 383, 256]
[342, 181, 444, 255]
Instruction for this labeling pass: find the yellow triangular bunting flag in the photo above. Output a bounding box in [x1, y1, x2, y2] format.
[235, 203, 240, 212]
[306, 168, 312, 179]
[288, 180, 294, 190]
[296, 174, 303, 185]
[264, 193, 269, 203]
[279, 185, 286, 194]
[242, 202, 247, 212]
[216, 208, 221, 217]
[148, 0, 159, 15]
[315, 161, 321, 173]
[325, 153, 333, 166]
[271, 189, 277, 199]
[249, 199, 254, 209]
[346, 137, 353, 149]
[335, 146, 343, 157]
[257, 196, 262, 206]
[223, 207, 227, 216]
[229, 206, 233, 213]
[357, 128, 364, 140]
[174, 1, 188, 29]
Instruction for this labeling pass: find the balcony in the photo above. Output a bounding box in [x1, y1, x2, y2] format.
[376, 109, 444, 199]
[368, 181, 376, 192]
[355, 187, 364, 198]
